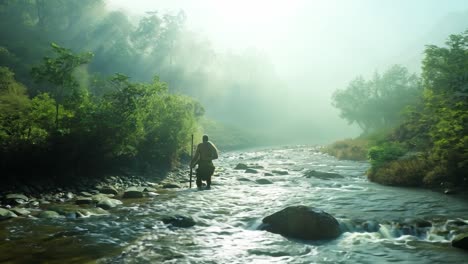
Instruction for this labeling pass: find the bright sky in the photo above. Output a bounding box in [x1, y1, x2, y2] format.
[106, 0, 468, 77]
[106, 0, 468, 138]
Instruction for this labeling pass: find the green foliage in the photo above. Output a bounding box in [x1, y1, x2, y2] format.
[332, 65, 421, 134]
[368, 142, 407, 169]
[31, 43, 93, 130]
[363, 31, 468, 188]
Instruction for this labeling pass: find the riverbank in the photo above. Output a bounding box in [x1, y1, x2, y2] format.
[0, 167, 192, 221]
[322, 138, 468, 195]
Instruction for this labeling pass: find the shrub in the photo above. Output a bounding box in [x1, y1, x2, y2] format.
[367, 157, 428, 186]
[368, 142, 406, 169]
[322, 138, 369, 161]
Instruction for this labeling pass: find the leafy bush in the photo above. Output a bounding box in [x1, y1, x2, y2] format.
[368, 142, 407, 169]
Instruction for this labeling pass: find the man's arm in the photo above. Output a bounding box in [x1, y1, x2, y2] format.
[210, 143, 219, 160]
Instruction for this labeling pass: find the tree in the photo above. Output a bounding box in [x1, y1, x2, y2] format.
[31, 43, 93, 130]
[332, 65, 421, 134]
[421, 30, 468, 183]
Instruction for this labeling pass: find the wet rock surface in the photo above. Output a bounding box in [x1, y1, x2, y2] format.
[261, 206, 341, 240]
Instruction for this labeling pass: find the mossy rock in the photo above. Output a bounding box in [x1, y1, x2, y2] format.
[38, 210, 61, 219]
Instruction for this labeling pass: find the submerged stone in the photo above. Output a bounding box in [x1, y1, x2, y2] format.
[272, 170, 289, 175]
[256, 179, 273, 184]
[245, 168, 258, 174]
[162, 215, 195, 228]
[304, 170, 344, 180]
[234, 163, 248, 170]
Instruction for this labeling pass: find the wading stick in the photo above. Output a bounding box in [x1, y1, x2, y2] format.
[189, 134, 194, 188]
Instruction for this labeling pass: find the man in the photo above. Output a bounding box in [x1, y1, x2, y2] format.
[191, 135, 218, 189]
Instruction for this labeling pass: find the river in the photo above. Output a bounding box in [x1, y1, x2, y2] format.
[1, 146, 467, 263]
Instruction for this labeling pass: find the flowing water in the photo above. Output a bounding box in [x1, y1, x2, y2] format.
[1, 146, 468, 263]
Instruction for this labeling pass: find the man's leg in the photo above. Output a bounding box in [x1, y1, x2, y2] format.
[206, 176, 211, 188]
[196, 169, 202, 188]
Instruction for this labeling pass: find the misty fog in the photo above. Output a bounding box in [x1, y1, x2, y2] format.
[106, 0, 468, 145]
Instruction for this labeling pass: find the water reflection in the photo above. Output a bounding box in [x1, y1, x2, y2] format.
[1, 146, 468, 263]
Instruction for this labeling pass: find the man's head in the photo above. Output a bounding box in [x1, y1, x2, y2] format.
[202, 135, 209, 142]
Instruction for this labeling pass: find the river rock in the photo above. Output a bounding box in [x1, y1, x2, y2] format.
[5, 193, 28, 205]
[163, 183, 181, 189]
[79, 191, 93, 197]
[256, 179, 273, 184]
[0, 208, 17, 220]
[245, 168, 258, 174]
[235, 163, 249, 170]
[452, 233, 468, 250]
[11, 208, 31, 216]
[100, 186, 119, 195]
[65, 192, 74, 199]
[272, 170, 289, 175]
[162, 215, 196, 228]
[143, 187, 157, 193]
[97, 198, 123, 210]
[261, 206, 341, 240]
[237, 177, 251, 182]
[38, 210, 61, 218]
[123, 187, 144, 198]
[78, 207, 109, 217]
[75, 197, 93, 205]
[304, 170, 344, 180]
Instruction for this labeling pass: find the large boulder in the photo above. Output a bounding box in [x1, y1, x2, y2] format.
[452, 233, 468, 250]
[304, 170, 344, 180]
[162, 215, 195, 228]
[0, 208, 17, 220]
[261, 206, 341, 240]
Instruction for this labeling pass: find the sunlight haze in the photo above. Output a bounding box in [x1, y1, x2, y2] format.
[106, 0, 468, 143]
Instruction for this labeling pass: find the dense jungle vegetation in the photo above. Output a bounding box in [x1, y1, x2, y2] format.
[0, 0, 213, 183]
[329, 31, 468, 189]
